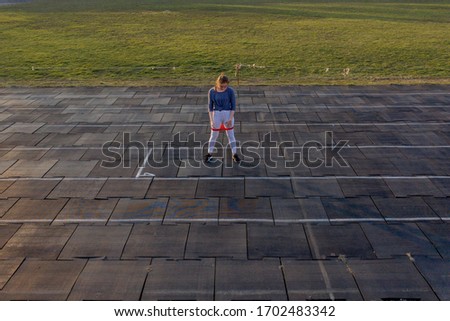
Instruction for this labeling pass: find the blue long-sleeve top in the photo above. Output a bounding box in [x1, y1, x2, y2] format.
[208, 87, 236, 112]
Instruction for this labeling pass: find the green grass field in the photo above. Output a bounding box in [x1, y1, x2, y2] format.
[1, 0, 449, 86]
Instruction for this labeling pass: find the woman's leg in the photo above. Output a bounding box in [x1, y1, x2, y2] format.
[208, 111, 222, 154]
[224, 111, 237, 154]
[208, 130, 219, 154]
[226, 129, 237, 154]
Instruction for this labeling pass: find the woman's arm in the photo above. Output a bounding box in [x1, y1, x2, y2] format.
[209, 111, 214, 127]
[226, 110, 234, 128]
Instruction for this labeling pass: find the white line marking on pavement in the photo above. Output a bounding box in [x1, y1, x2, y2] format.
[1, 218, 444, 224]
[135, 148, 154, 178]
[0, 175, 449, 181]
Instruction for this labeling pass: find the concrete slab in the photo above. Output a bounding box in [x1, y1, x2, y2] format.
[0, 259, 86, 300]
[164, 198, 218, 223]
[1, 179, 60, 199]
[54, 198, 117, 224]
[384, 178, 445, 197]
[142, 259, 215, 300]
[413, 257, 450, 300]
[42, 147, 87, 160]
[422, 197, 450, 219]
[417, 223, 450, 258]
[146, 178, 198, 198]
[2, 122, 45, 134]
[0, 224, 20, 248]
[372, 197, 439, 221]
[0, 225, 76, 259]
[37, 134, 83, 147]
[0, 198, 18, 217]
[96, 178, 152, 199]
[282, 259, 363, 300]
[429, 178, 450, 196]
[0, 180, 14, 195]
[0, 161, 16, 175]
[321, 197, 383, 221]
[2, 160, 57, 178]
[48, 178, 107, 199]
[59, 225, 132, 259]
[351, 159, 400, 176]
[109, 198, 167, 224]
[185, 224, 247, 259]
[176, 161, 222, 177]
[0, 258, 23, 290]
[68, 260, 149, 301]
[305, 224, 375, 259]
[337, 177, 394, 197]
[271, 197, 328, 224]
[1, 147, 49, 160]
[361, 223, 440, 258]
[2, 198, 67, 223]
[89, 161, 138, 178]
[245, 178, 294, 197]
[215, 259, 287, 300]
[348, 258, 438, 300]
[247, 224, 311, 259]
[219, 198, 272, 223]
[44, 160, 98, 178]
[122, 224, 189, 259]
[196, 178, 244, 198]
[292, 178, 344, 198]
[74, 133, 118, 146]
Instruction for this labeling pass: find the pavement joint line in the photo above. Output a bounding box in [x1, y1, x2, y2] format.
[108, 219, 163, 223]
[0, 176, 449, 181]
[151, 122, 450, 126]
[6, 104, 450, 109]
[0, 219, 53, 223]
[51, 219, 109, 223]
[352, 146, 450, 149]
[323, 105, 450, 109]
[2, 146, 450, 150]
[9, 122, 444, 127]
[1, 121, 450, 128]
[384, 217, 444, 222]
[0, 218, 446, 223]
[329, 218, 386, 222]
[314, 92, 450, 96]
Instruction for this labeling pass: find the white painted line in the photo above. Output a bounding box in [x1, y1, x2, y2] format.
[385, 217, 443, 222]
[0, 219, 53, 223]
[0, 217, 446, 224]
[303, 224, 336, 300]
[0, 175, 449, 181]
[329, 218, 386, 222]
[275, 219, 330, 223]
[322, 105, 450, 109]
[170, 122, 450, 126]
[163, 219, 221, 223]
[135, 148, 154, 178]
[1, 145, 449, 152]
[52, 219, 107, 223]
[108, 219, 162, 223]
[354, 145, 450, 149]
[315, 92, 450, 96]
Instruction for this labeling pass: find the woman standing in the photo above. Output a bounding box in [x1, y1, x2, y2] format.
[204, 73, 240, 163]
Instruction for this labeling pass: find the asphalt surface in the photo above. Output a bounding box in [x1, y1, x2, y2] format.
[0, 85, 448, 300]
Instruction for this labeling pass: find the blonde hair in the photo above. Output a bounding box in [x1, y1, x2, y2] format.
[215, 73, 229, 91]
